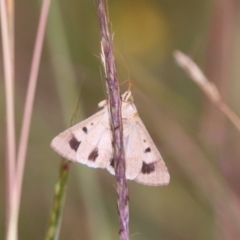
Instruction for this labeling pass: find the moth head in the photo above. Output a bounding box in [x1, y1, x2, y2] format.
[98, 91, 134, 109]
[121, 91, 133, 102]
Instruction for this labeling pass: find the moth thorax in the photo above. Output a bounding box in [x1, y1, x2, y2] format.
[122, 103, 137, 118]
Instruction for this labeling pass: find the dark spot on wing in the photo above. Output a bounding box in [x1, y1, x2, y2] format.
[141, 162, 155, 174]
[144, 147, 151, 153]
[82, 127, 88, 134]
[91, 123, 94, 125]
[110, 158, 114, 168]
[143, 139, 146, 142]
[88, 148, 99, 161]
[69, 136, 81, 151]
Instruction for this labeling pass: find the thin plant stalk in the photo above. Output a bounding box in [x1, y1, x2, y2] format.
[6, 0, 14, 53]
[5, 0, 51, 239]
[1, 0, 15, 203]
[217, 103, 240, 132]
[17, 0, 51, 206]
[45, 159, 71, 240]
[97, 1, 129, 239]
[1, 0, 16, 238]
[174, 50, 240, 133]
[17, 0, 51, 198]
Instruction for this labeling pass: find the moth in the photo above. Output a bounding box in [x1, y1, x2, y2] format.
[51, 91, 170, 186]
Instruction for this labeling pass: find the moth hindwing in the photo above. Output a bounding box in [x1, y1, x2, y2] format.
[51, 91, 170, 186]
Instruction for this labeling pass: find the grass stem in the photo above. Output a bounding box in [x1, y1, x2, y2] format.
[97, 1, 129, 239]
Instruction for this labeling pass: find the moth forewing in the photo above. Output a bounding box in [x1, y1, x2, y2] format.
[50, 107, 108, 163]
[134, 119, 170, 186]
[76, 121, 112, 169]
[135, 161, 170, 186]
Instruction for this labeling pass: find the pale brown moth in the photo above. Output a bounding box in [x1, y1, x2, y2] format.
[51, 91, 170, 186]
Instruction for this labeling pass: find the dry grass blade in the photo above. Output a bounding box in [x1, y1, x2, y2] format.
[1, 0, 16, 205]
[174, 50, 240, 132]
[4, 0, 51, 239]
[16, 0, 51, 206]
[1, 0, 16, 239]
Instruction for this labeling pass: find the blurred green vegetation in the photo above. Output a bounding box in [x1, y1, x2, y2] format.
[1, 0, 240, 239]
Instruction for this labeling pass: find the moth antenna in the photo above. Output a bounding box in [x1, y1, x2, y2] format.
[118, 53, 133, 92]
[119, 53, 131, 78]
[70, 87, 83, 125]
